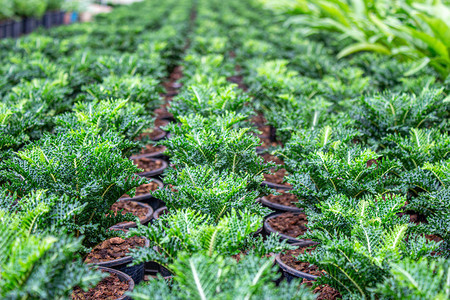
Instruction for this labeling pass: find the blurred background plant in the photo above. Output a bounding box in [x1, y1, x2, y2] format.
[260, 0, 450, 80]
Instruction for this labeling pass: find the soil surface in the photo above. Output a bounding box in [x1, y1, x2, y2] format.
[260, 153, 284, 165]
[134, 158, 164, 173]
[72, 271, 129, 300]
[139, 144, 166, 155]
[267, 212, 308, 238]
[303, 280, 342, 300]
[260, 138, 282, 149]
[264, 168, 291, 186]
[121, 181, 161, 198]
[280, 247, 321, 276]
[139, 127, 166, 141]
[265, 190, 298, 208]
[85, 236, 146, 263]
[111, 201, 150, 220]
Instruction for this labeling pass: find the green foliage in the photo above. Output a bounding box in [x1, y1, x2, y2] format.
[170, 84, 253, 119]
[0, 102, 41, 154]
[0, 190, 103, 299]
[288, 144, 401, 210]
[130, 253, 315, 300]
[76, 75, 163, 110]
[279, 125, 360, 172]
[13, 0, 47, 17]
[159, 113, 271, 184]
[374, 257, 450, 299]
[128, 208, 287, 270]
[0, 129, 145, 247]
[354, 88, 448, 145]
[153, 166, 269, 222]
[404, 161, 450, 253]
[298, 193, 440, 299]
[56, 98, 152, 143]
[384, 128, 450, 171]
[0, 0, 14, 20]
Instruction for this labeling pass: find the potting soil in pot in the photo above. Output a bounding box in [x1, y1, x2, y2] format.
[72, 271, 129, 300]
[260, 153, 284, 165]
[134, 158, 164, 172]
[85, 236, 146, 263]
[263, 168, 291, 186]
[303, 280, 342, 300]
[111, 201, 150, 220]
[267, 212, 308, 238]
[121, 181, 161, 198]
[265, 191, 298, 208]
[138, 144, 166, 156]
[280, 248, 321, 276]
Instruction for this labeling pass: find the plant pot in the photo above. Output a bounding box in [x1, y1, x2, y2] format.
[11, 20, 22, 38]
[131, 148, 166, 159]
[264, 212, 312, 245]
[261, 180, 292, 190]
[111, 201, 154, 230]
[119, 178, 164, 211]
[87, 237, 150, 284]
[144, 260, 172, 279]
[0, 20, 11, 38]
[22, 17, 38, 34]
[42, 12, 52, 28]
[153, 206, 168, 220]
[75, 267, 134, 300]
[133, 156, 168, 178]
[275, 253, 318, 282]
[58, 11, 65, 25]
[259, 195, 302, 213]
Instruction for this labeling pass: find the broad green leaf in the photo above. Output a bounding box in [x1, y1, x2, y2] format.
[337, 42, 391, 59]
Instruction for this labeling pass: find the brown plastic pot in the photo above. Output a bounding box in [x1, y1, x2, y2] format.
[88, 237, 150, 284]
[111, 201, 154, 230]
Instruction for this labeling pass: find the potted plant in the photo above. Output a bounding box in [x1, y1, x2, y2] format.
[13, 0, 47, 34]
[0, 0, 14, 38]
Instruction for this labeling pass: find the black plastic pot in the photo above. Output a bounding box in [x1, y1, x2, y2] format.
[50, 11, 64, 26]
[275, 253, 318, 282]
[119, 178, 164, 211]
[264, 212, 312, 245]
[22, 17, 39, 34]
[153, 206, 168, 220]
[96, 267, 135, 300]
[144, 260, 172, 279]
[151, 129, 168, 142]
[259, 195, 302, 213]
[111, 201, 154, 230]
[0, 20, 11, 38]
[11, 20, 22, 38]
[261, 180, 292, 190]
[88, 237, 150, 284]
[134, 157, 168, 178]
[42, 12, 52, 28]
[131, 148, 166, 160]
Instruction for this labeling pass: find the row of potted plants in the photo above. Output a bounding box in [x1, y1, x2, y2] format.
[0, 0, 194, 298]
[231, 0, 450, 298]
[0, 0, 83, 38]
[1, 0, 449, 298]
